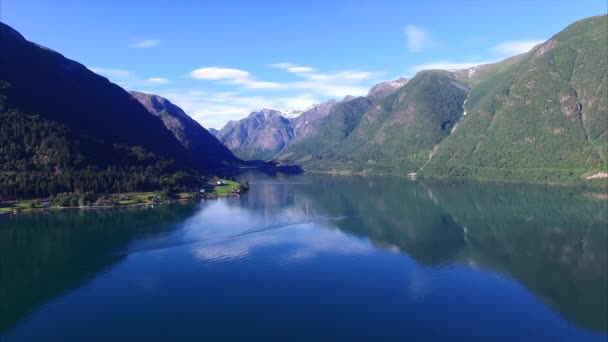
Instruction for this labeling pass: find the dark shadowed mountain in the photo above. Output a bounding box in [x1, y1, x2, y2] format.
[129, 91, 240, 168]
[0, 22, 240, 199]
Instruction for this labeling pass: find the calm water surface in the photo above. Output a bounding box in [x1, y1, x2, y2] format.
[1, 174, 606, 341]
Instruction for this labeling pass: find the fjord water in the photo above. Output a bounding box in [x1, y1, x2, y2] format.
[1, 175, 606, 341]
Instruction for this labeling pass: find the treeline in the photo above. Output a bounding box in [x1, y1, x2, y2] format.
[0, 108, 204, 201]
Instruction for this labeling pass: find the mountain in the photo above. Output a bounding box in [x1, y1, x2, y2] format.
[277, 96, 373, 164]
[423, 14, 607, 182]
[0, 22, 239, 200]
[290, 99, 339, 143]
[273, 15, 607, 183]
[129, 91, 239, 168]
[215, 77, 409, 161]
[215, 109, 294, 160]
[214, 99, 339, 160]
[278, 72, 467, 172]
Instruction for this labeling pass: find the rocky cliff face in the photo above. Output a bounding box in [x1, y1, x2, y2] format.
[215, 109, 294, 160]
[290, 99, 339, 143]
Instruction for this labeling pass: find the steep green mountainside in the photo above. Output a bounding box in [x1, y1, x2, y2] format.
[277, 96, 372, 164]
[329, 72, 468, 173]
[279, 72, 468, 174]
[424, 15, 608, 183]
[276, 15, 607, 184]
[0, 23, 239, 200]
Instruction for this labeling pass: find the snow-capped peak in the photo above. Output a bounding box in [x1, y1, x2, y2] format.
[387, 78, 409, 88]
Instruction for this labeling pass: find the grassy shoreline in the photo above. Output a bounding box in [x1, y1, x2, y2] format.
[0, 179, 249, 215]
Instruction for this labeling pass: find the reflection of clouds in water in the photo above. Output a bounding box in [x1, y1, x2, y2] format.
[192, 221, 372, 265]
[184, 201, 372, 263]
[408, 268, 430, 299]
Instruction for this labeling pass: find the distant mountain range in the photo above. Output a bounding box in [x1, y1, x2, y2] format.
[0, 22, 241, 200]
[213, 77, 408, 160]
[216, 15, 607, 184]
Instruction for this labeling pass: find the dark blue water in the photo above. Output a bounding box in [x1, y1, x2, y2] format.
[1, 174, 606, 341]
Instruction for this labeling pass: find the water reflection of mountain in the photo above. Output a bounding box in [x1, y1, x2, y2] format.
[0, 204, 198, 334]
[429, 181, 607, 334]
[238, 174, 607, 334]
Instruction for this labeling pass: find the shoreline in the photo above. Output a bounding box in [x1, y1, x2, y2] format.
[0, 193, 243, 216]
[0, 179, 248, 216]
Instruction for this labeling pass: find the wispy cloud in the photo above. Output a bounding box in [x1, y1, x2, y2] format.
[269, 63, 316, 74]
[189, 64, 377, 98]
[146, 77, 171, 85]
[269, 62, 297, 69]
[405, 25, 432, 53]
[130, 39, 162, 48]
[189, 67, 282, 89]
[491, 39, 545, 56]
[89, 67, 171, 88]
[89, 67, 134, 82]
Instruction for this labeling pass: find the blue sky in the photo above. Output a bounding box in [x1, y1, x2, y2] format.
[3, 0, 606, 129]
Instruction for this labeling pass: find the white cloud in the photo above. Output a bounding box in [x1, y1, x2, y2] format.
[89, 67, 171, 88]
[287, 66, 315, 73]
[146, 77, 171, 85]
[189, 64, 378, 98]
[190, 67, 251, 81]
[235, 79, 284, 89]
[130, 39, 162, 48]
[491, 39, 545, 56]
[268, 62, 297, 69]
[269, 63, 315, 74]
[405, 25, 431, 53]
[189, 67, 282, 89]
[409, 60, 497, 73]
[89, 67, 134, 80]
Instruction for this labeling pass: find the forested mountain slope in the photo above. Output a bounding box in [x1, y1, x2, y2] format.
[0, 22, 239, 199]
[424, 15, 608, 182]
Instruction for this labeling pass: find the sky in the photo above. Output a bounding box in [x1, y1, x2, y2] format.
[3, 0, 606, 129]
